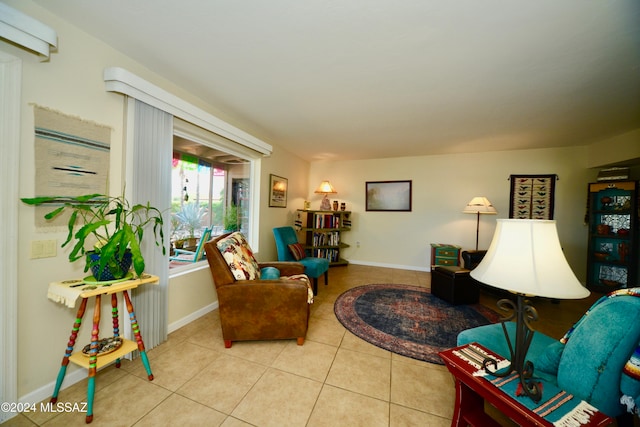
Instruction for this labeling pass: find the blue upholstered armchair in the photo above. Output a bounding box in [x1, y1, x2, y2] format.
[457, 290, 640, 420]
[273, 226, 329, 295]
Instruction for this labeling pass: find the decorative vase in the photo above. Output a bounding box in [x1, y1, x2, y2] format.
[596, 224, 611, 235]
[341, 202, 346, 211]
[88, 250, 133, 281]
[333, 200, 339, 211]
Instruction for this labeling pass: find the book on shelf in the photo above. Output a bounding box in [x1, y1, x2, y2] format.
[312, 231, 340, 247]
[313, 213, 341, 229]
[312, 248, 340, 262]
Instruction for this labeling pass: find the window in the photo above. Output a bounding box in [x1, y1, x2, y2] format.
[170, 119, 260, 268]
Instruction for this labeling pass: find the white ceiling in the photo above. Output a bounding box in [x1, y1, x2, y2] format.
[34, 0, 640, 161]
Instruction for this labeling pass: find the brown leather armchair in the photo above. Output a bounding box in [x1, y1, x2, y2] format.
[204, 233, 311, 348]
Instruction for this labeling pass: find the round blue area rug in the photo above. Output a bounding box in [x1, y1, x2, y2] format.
[334, 284, 500, 364]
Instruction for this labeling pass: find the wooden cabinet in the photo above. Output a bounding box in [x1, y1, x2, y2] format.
[431, 243, 461, 267]
[586, 181, 639, 292]
[295, 209, 351, 266]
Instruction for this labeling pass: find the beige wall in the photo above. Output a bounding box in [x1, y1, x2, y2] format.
[167, 267, 216, 326]
[309, 146, 598, 278]
[257, 147, 311, 261]
[587, 129, 640, 168]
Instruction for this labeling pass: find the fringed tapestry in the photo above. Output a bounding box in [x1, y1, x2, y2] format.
[33, 105, 111, 227]
[509, 174, 557, 220]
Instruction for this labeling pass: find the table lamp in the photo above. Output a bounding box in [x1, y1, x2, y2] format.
[314, 180, 337, 210]
[470, 219, 589, 402]
[463, 197, 497, 250]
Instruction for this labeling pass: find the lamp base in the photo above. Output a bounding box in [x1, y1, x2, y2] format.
[482, 294, 542, 402]
[320, 195, 331, 211]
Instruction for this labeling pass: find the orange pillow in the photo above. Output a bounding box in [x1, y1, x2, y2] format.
[288, 243, 306, 261]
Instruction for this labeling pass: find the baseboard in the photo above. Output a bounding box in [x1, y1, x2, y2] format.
[18, 366, 88, 408]
[168, 301, 218, 333]
[347, 259, 430, 272]
[17, 301, 219, 408]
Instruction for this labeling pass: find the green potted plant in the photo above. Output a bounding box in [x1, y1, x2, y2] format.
[223, 203, 239, 232]
[21, 193, 165, 281]
[174, 203, 206, 247]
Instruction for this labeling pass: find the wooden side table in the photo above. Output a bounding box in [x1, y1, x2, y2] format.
[439, 343, 613, 427]
[48, 274, 159, 423]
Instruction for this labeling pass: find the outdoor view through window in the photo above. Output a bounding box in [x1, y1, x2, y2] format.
[169, 135, 250, 267]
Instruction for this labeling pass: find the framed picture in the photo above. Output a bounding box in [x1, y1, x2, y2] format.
[366, 180, 412, 211]
[508, 174, 556, 219]
[269, 174, 288, 208]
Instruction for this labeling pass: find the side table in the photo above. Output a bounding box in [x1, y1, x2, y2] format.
[48, 274, 159, 423]
[439, 343, 613, 427]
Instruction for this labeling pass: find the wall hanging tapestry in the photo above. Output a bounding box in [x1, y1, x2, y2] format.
[33, 105, 111, 227]
[509, 174, 557, 220]
[334, 283, 499, 364]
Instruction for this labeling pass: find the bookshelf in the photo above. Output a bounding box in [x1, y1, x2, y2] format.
[295, 209, 352, 266]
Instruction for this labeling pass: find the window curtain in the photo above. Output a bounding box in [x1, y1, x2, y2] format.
[131, 100, 172, 349]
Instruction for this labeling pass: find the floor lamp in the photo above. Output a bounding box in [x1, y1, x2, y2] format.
[470, 219, 590, 402]
[463, 197, 497, 250]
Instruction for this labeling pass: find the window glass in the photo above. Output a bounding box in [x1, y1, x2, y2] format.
[170, 135, 252, 268]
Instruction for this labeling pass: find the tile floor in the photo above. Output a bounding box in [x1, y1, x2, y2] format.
[2, 264, 611, 427]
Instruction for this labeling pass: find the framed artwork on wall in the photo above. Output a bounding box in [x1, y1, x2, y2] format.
[509, 174, 557, 219]
[269, 174, 288, 208]
[366, 180, 412, 211]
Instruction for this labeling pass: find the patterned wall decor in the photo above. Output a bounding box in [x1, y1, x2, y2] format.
[33, 105, 111, 227]
[509, 174, 557, 220]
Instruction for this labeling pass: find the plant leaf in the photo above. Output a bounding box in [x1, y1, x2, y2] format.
[125, 224, 145, 277]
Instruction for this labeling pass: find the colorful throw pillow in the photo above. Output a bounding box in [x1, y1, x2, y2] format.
[288, 243, 306, 261]
[216, 232, 260, 280]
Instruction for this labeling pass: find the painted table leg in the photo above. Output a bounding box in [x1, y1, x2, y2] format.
[111, 294, 122, 368]
[51, 298, 88, 403]
[123, 290, 154, 381]
[85, 294, 101, 424]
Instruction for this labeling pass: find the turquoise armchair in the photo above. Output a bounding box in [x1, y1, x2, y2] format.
[170, 227, 212, 263]
[273, 226, 329, 295]
[457, 290, 640, 421]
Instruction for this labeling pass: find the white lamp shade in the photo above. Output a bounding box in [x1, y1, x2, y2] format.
[314, 180, 337, 194]
[470, 219, 589, 299]
[462, 197, 497, 214]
